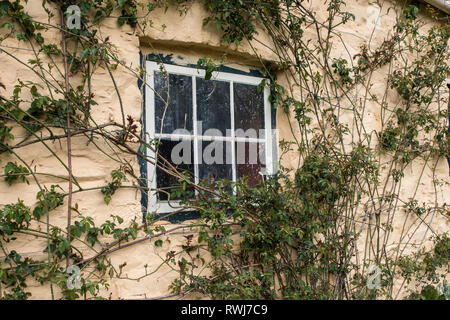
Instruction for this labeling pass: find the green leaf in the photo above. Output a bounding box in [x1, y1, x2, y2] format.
[420, 285, 441, 300]
[0, 1, 10, 17]
[104, 195, 112, 205]
[58, 239, 69, 254]
[154, 239, 163, 247]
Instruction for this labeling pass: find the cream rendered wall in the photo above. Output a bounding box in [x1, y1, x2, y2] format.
[0, 0, 448, 299]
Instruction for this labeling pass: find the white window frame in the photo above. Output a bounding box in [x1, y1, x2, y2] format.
[145, 61, 275, 214]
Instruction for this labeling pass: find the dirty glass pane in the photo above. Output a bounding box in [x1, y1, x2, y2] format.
[156, 139, 194, 201]
[198, 141, 232, 183]
[154, 72, 193, 134]
[234, 83, 264, 132]
[236, 142, 264, 187]
[196, 78, 230, 136]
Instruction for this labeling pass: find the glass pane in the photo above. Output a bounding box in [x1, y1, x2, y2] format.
[196, 78, 230, 137]
[154, 72, 193, 134]
[198, 140, 232, 183]
[236, 142, 265, 187]
[156, 139, 194, 201]
[234, 83, 264, 132]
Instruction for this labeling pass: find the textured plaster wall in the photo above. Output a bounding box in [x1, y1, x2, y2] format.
[0, 0, 448, 299]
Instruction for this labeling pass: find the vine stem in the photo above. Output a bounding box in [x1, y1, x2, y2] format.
[60, 6, 73, 269]
[74, 225, 189, 266]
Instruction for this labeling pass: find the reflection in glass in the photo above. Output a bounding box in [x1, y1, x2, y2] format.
[196, 78, 230, 136]
[199, 141, 232, 183]
[154, 72, 193, 134]
[234, 82, 264, 132]
[236, 142, 265, 187]
[156, 139, 194, 200]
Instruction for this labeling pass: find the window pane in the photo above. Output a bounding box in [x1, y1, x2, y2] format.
[154, 72, 193, 134]
[196, 78, 230, 137]
[156, 139, 194, 201]
[198, 141, 232, 183]
[234, 83, 264, 132]
[236, 142, 265, 187]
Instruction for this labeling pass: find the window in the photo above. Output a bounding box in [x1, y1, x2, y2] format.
[145, 61, 276, 213]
